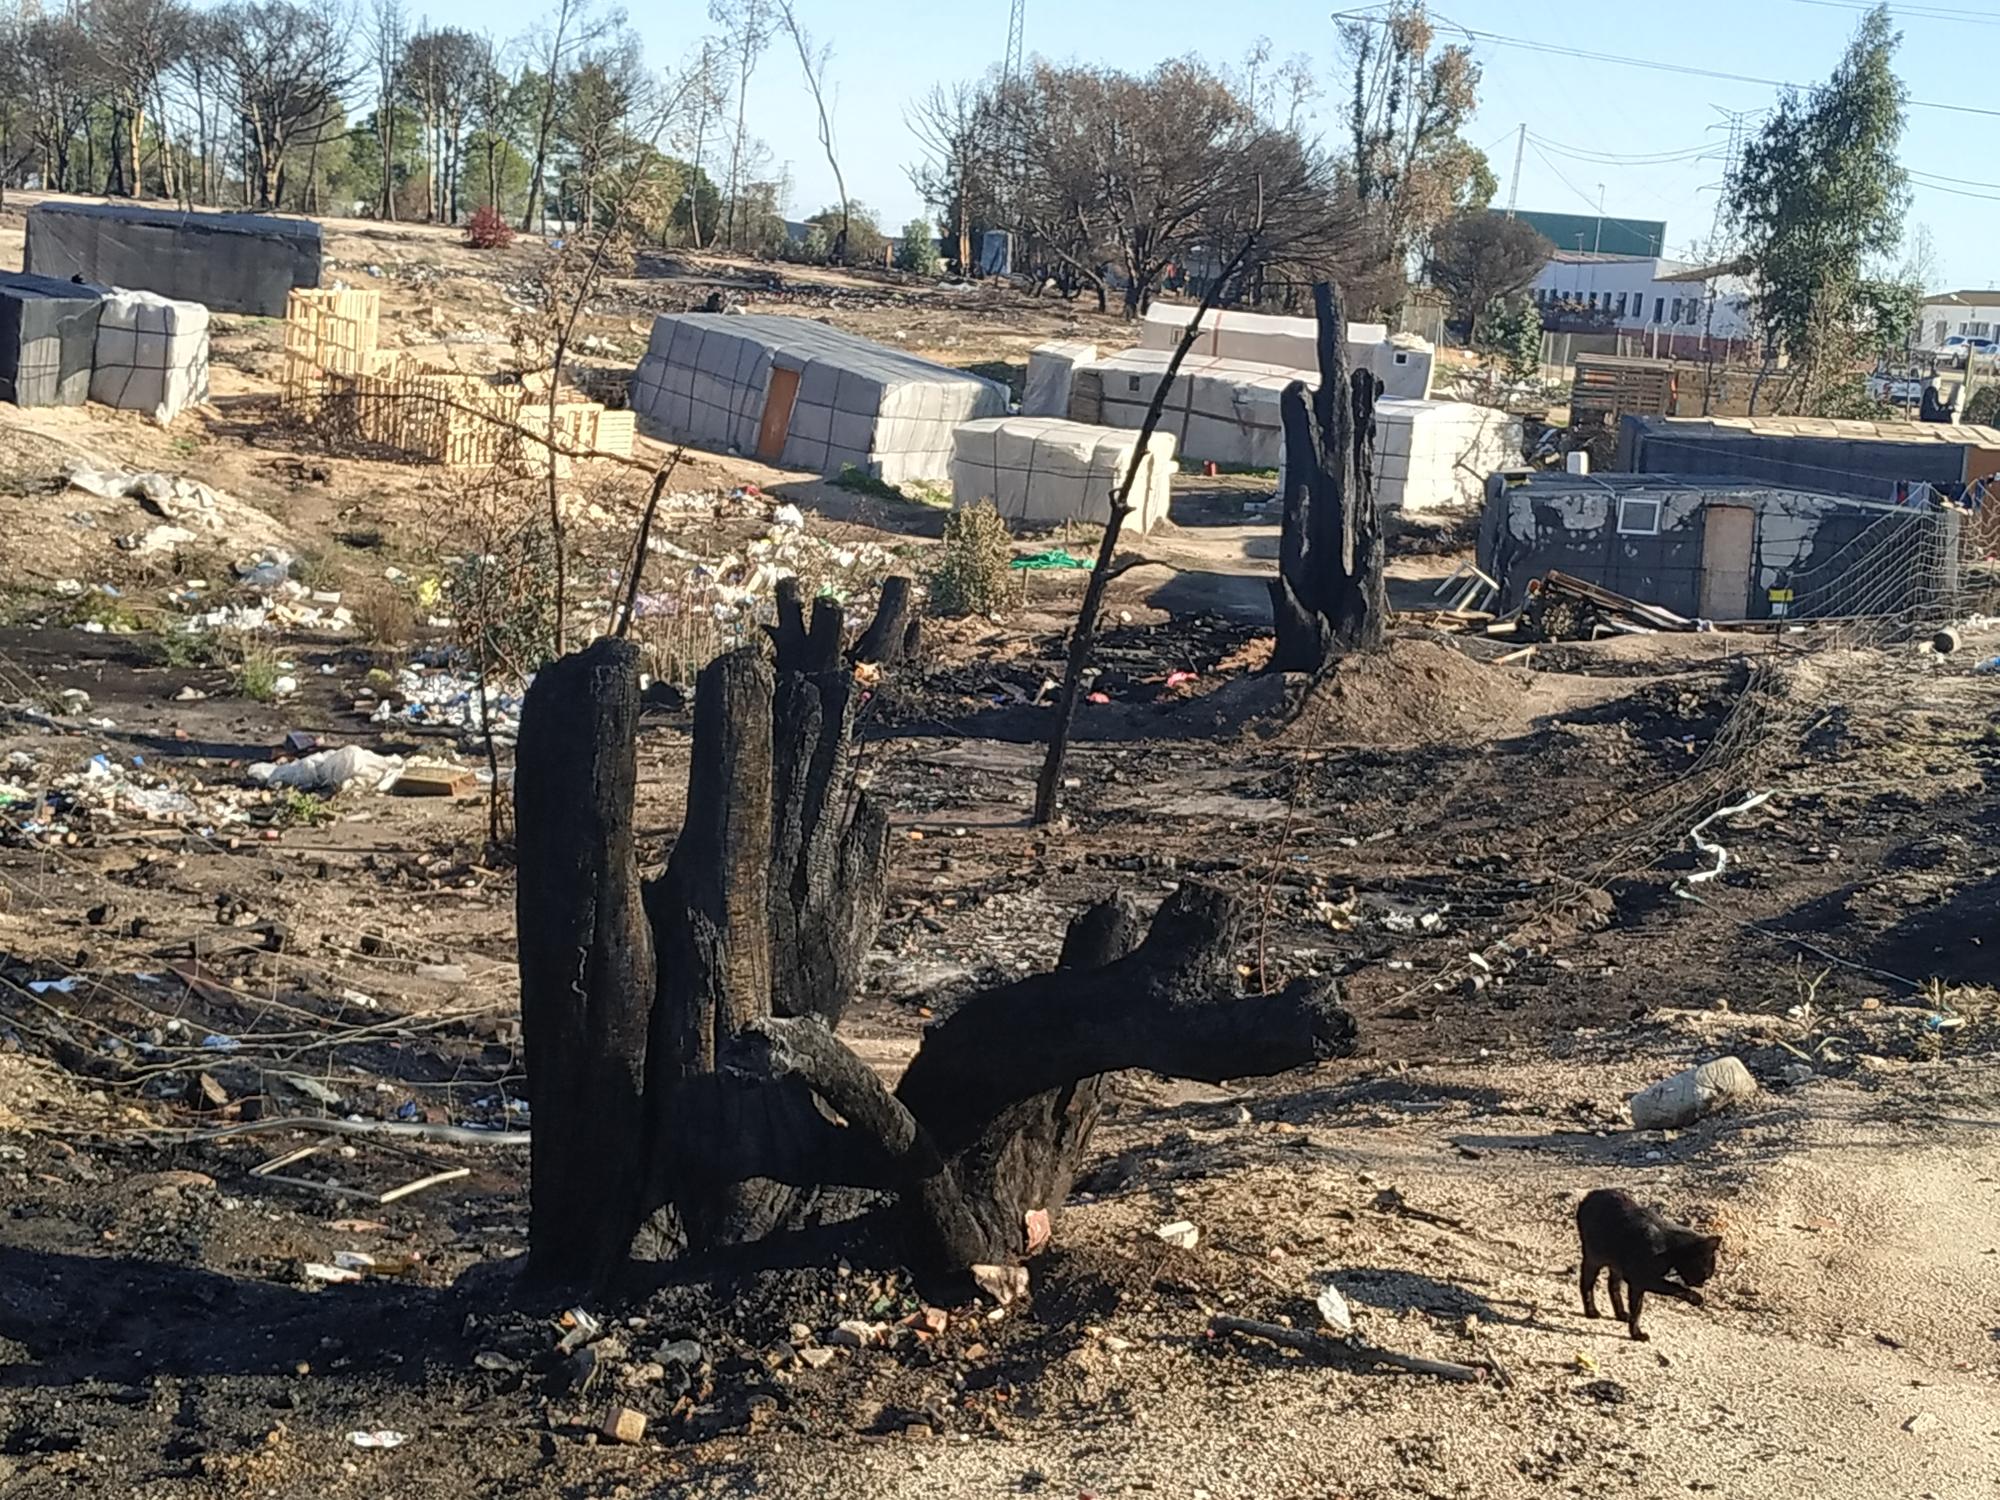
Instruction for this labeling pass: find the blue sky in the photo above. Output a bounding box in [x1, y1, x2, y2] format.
[409, 0, 1999, 289]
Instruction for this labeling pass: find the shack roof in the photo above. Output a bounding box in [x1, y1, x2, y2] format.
[651, 313, 993, 388]
[1648, 414, 2000, 449]
[28, 200, 322, 246]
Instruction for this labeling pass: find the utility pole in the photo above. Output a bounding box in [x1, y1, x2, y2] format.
[1593, 184, 1605, 254]
[1506, 123, 1524, 217]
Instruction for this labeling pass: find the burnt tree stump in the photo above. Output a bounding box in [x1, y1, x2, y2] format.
[516, 614, 1358, 1287]
[1271, 282, 1389, 673]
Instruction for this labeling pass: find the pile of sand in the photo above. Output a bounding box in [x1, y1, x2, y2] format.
[1288, 637, 1533, 746]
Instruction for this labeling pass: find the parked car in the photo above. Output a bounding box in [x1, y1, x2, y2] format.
[1938, 334, 1997, 367]
[1867, 371, 1928, 403]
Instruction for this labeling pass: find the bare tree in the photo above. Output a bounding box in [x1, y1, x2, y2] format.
[558, 39, 652, 229]
[467, 34, 517, 212]
[670, 40, 727, 248]
[87, 0, 191, 199]
[519, 0, 621, 233]
[771, 0, 848, 262]
[16, 14, 96, 194]
[710, 0, 771, 250]
[906, 80, 995, 277]
[1338, 3, 1491, 283]
[212, 0, 359, 211]
[1013, 59, 1347, 317]
[365, 0, 406, 218]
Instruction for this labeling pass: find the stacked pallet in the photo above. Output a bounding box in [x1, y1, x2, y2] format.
[281, 288, 635, 470]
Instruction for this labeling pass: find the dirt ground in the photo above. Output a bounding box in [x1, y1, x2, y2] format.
[2, 193, 1998, 1500]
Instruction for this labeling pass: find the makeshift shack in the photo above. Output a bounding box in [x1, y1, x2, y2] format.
[1621, 413, 2000, 505]
[1135, 304, 1435, 400]
[1022, 341, 1098, 418]
[25, 202, 323, 317]
[0, 272, 106, 407]
[1069, 349, 1293, 469]
[90, 289, 210, 423]
[950, 416, 1176, 533]
[1478, 471, 1957, 622]
[630, 314, 1007, 483]
[1376, 400, 1521, 513]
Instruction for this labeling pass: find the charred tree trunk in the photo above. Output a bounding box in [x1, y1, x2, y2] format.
[515, 619, 1357, 1287]
[848, 575, 921, 667]
[1270, 282, 1389, 674]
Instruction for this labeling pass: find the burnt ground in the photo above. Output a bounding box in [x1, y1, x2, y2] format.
[2, 608, 1997, 1499]
[0, 192, 1998, 1498]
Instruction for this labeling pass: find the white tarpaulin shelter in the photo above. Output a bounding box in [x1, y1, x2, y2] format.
[1376, 399, 1521, 513]
[1022, 341, 1097, 418]
[1069, 349, 1293, 469]
[630, 313, 1006, 483]
[1134, 304, 1434, 402]
[951, 417, 1177, 533]
[89, 289, 210, 424]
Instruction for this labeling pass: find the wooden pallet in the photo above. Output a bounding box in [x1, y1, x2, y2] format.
[1570, 354, 1677, 428]
[281, 287, 635, 468]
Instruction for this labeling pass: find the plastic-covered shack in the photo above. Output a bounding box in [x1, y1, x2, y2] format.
[1022, 341, 1097, 418]
[25, 202, 323, 317]
[1375, 400, 1521, 513]
[1069, 349, 1293, 469]
[90, 289, 211, 423]
[630, 313, 1007, 483]
[0, 272, 107, 407]
[951, 417, 1177, 533]
[1135, 304, 1435, 401]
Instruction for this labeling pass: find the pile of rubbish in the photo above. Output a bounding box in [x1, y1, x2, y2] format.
[368, 661, 528, 740]
[1, 750, 244, 840]
[635, 498, 903, 627]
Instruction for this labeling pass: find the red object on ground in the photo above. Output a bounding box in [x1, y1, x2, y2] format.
[1203, 461, 1218, 476]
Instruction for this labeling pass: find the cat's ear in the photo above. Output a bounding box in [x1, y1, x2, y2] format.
[1701, 1234, 1723, 1252]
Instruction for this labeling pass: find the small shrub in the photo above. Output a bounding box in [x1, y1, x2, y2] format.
[465, 205, 515, 251]
[233, 639, 283, 702]
[896, 218, 943, 277]
[927, 501, 1014, 618]
[350, 586, 417, 651]
[274, 788, 333, 827]
[1965, 385, 2000, 427]
[155, 630, 221, 670]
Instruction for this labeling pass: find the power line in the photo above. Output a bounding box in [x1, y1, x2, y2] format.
[1778, 0, 2000, 25]
[1344, 13, 2000, 122]
[1527, 131, 1715, 166]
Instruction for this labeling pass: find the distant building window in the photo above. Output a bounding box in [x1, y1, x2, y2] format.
[1616, 292, 1628, 315]
[1671, 298, 1684, 323]
[1617, 496, 1663, 536]
[1654, 296, 1665, 323]
[1588, 292, 1599, 308]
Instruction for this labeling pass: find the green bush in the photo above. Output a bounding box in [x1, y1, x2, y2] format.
[897, 219, 943, 277]
[927, 501, 1014, 618]
[1964, 384, 2000, 427]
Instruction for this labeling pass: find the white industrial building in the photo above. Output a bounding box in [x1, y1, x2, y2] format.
[1918, 290, 2000, 350]
[1530, 251, 1755, 356]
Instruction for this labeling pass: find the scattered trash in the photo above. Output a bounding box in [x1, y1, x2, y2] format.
[305, 1261, 364, 1284]
[599, 1405, 647, 1445]
[1628, 1055, 1758, 1130]
[200, 1034, 242, 1052]
[556, 1308, 603, 1355]
[345, 1430, 409, 1449]
[1154, 1219, 1200, 1251]
[248, 746, 403, 794]
[1315, 1282, 1354, 1335]
[970, 1263, 1029, 1306]
[1024, 1207, 1052, 1255]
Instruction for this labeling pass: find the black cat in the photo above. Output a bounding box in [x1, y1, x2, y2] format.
[1576, 1187, 1722, 1341]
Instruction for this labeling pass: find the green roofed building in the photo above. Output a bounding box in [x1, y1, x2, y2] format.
[1500, 209, 1667, 260]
